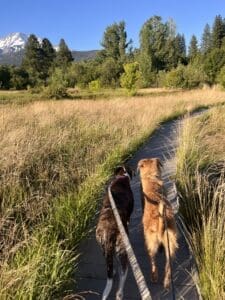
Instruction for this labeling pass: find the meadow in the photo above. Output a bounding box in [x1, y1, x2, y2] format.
[176, 105, 225, 299]
[0, 88, 225, 299]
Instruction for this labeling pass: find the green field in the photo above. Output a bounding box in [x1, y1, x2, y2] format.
[0, 88, 225, 299]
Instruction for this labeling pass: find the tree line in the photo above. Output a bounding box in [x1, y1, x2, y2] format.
[1, 15, 225, 96]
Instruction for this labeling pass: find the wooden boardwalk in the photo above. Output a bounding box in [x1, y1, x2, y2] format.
[75, 117, 201, 300]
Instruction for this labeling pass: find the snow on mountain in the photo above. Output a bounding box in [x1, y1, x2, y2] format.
[0, 33, 43, 53]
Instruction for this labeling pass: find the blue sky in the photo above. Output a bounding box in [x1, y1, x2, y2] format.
[1, 0, 225, 50]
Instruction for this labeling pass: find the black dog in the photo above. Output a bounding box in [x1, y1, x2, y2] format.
[96, 166, 134, 300]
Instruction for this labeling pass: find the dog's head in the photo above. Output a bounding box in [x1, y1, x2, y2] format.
[137, 158, 162, 179]
[114, 165, 134, 180]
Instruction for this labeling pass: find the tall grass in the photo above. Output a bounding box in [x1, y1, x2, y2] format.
[176, 106, 225, 299]
[0, 89, 225, 298]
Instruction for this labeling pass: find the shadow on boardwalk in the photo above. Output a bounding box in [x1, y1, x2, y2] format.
[75, 117, 200, 300]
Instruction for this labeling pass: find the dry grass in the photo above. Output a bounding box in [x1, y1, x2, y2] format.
[176, 105, 225, 299]
[0, 89, 225, 298]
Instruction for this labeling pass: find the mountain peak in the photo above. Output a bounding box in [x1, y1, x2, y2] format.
[0, 32, 29, 53]
[0, 32, 44, 54]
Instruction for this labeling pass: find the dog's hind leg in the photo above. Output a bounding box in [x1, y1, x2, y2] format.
[102, 252, 114, 300]
[145, 232, 159, 283]
[163, 229, 177, 289]
[116, 251, 128, 300]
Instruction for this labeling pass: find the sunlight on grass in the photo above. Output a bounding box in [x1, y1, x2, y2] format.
[0, 89, 225, 298]
[176, 106, 225, 299]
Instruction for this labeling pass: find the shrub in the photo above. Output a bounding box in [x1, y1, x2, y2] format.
[203, 48, 225, 85]
[0, 65, 11, 89]
[88, 79, 101, 92]
[163, 65, 185, 88]
[157, 70, 167, 87]
[184, 64, 205, 89]
[120, 62, 140, 95]
[99, 58, 122, 87]
[217, 65, 225, 88]
[43, 68, 68, 99]
[10, 67, 30, 90]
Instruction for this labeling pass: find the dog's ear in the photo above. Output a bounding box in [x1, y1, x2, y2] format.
[114, 166, 124, 176]
[137, 159, 146, 172]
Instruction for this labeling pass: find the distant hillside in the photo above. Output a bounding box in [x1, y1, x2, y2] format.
[72, 50, 99, 61]
[0, 32, 99, 66]
[0, 49, 25, 66]
[0, 49, 98, 66]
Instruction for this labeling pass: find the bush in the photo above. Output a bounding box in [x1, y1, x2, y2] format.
[203, 48, 225, 85]
[157, 70, 167, 87]
[10, 67, 30, 90]
[69, 61, 100, 88]
[158, 64, 205, 89]
[217, 65, 225, 88]
[43, 68, 68, 99]
[88, 79, 101, 92]
[0, 65, 11, 89]
[99, 58, 122, 87]
[184, 64, 205, 89]
[163, 65, 185, 88]
[120, 62, 140, 95]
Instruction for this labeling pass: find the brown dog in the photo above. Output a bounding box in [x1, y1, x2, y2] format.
[138, 158, 178, 289]
[96, 165, 134, 300]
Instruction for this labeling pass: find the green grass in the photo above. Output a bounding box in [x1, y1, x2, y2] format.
[176, 106, 225, 299]
[1, 89, 225, 299]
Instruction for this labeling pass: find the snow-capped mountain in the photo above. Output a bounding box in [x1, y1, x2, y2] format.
[0, 32, 42, 54]
[0, 32, 98, 66]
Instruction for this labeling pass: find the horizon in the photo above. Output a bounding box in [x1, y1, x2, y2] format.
[1, 0, 225, 51]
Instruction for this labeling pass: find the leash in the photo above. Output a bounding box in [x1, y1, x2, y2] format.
[163, 207, 176, 300]
[108, 185, 152, 300]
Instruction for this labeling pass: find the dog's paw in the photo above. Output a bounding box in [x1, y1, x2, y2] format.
[116, 291, 123, 300]
[163, 278, 170, 290]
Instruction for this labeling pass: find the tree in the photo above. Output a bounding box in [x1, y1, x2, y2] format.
[101, 21, 131, 63]
[165, 33, 186, 69]
[175, 34, 186, 63]
[203, 48, 225, 84]
[22, 34, 43, 85]
[201, 24, 212, 54]
[188, 35, 199, 60]
[55, 39, 73, 69]
[10, 67, 29, 89]
[139, 16, 166, 85]
[212, 15, 225, 49]
[217, 65, 225, 88]
[139, 16, 184, 85]
[99, 57, 122, 87]
[120, 62, 140, 95]
[41, 38, 56, 81]
[0, 65, 11, 89]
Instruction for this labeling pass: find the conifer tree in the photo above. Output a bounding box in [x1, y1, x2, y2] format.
[212, 15, 225, 48]
[41, 38, 56, 80]
[101, 21, 131, 62]
[139, 16, 167, 84]
[22, 34, 43, 85]
[201, 23, 212, 54]
[188, 35, 199, 60]
[55, 39, 73, 69]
